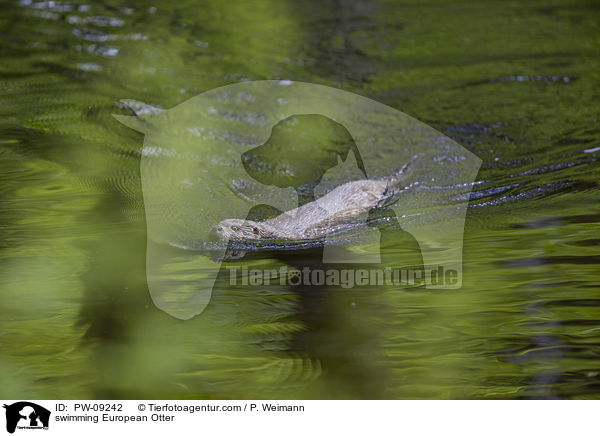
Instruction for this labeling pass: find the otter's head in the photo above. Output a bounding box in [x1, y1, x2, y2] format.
[209, 219, 275, 241]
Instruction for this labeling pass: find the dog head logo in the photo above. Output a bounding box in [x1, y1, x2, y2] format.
[3, 402, 50, 433]
[114, 80, 481, 320]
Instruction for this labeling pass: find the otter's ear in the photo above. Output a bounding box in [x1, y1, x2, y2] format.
[112, 99, 164, 133]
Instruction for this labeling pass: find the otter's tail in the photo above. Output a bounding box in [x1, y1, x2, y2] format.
[376, 155, 421, 208]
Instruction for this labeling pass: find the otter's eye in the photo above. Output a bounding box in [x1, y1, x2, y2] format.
[215, 226, 223, 232]
[253, 227, 259, 235]
[231, 226, 240, 231]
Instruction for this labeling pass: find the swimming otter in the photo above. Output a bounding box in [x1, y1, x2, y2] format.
[210, 164, 412, 249]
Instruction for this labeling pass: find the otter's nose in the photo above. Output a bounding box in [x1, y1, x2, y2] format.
[207, 226, 224, 242]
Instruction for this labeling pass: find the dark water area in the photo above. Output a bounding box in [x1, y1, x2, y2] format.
[0, 0, 599, 399]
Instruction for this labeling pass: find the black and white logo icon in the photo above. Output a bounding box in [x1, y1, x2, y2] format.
[3, 402, 50, 434]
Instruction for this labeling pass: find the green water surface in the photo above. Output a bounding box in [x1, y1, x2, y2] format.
[0, 0, 599, 399]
